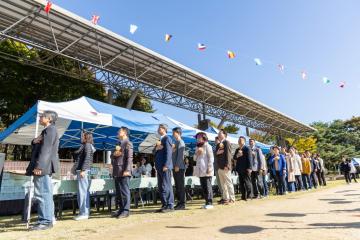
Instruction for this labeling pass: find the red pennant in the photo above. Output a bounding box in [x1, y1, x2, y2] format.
[91, 15, 100, 25]
[44, 1, 52, 14]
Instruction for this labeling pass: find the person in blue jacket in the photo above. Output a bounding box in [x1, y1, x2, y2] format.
[269, 146, 287, 195]
[154, 124, 174, 213]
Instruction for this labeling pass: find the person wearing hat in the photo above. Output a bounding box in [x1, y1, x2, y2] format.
[154, 124, 174, 213]
[29, 110, 59, 231]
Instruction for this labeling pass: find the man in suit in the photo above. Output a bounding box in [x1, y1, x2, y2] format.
[249, 139, 265, 198]
[154, 124, 174, 213]
[234, 136, 253, 201]
[29, 110, 59, 231]
[111, 127, 133, 219]
[215, 129, 235, 204]
[172, 127, 186, 210]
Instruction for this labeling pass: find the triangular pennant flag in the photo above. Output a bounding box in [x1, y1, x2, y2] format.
[44, 1, 52, 14]
[301, 70, 308, 80]
[130, 24, 138, 34]
[254, 58, 262, 66]
[322, 77, 331, 84]
[91, 15, 100, 25]
[198, 43, 206, 51]
[278, 64, 285, 73]
[339, 81, 345, 88]
[227, 50, 235, 59]
[165, 34, 172, 42]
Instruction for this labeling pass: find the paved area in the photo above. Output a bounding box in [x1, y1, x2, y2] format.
[0, 181, 359, 240]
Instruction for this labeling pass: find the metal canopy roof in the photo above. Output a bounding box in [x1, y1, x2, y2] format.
[0, 0, 315, 136]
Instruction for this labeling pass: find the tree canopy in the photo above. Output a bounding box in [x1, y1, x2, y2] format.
[0, 40, 154, 127]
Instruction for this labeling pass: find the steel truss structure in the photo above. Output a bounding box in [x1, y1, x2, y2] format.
[0, 0, 315, 136]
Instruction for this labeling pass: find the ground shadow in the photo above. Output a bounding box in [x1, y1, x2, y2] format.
[308, 222, 360, 229]
[318, 198, 346, 201]
[266, 213, 306, 217]
[330, 208, 360, 213]
[220, 225, 264, 234]
[344, 194, 360, 196]
[166, 226, 199, 229]
[335, 190, 357, 193]
[328, 201, 353, 204]
[263, 220, 298, 223]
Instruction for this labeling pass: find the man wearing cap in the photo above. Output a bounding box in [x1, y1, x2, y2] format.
[154, 124, 174, 213]
[172, 127, 186, 210]
[29, 111, 59, 231]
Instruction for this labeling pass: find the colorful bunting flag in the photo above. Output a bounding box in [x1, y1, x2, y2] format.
[165, 34, 172, 42]
[227, 50, 235, 59]
[44, 1, 52, 14]
[339, 81, 345, 88]
[322, 77, 330, 84]
[301, 70, 308, 80]
[130, 24, 138, 34]
[278, 64, 285, 73]
[91, 15, 100, 25]
[198, 43, 206, 51]
[254, 58, 262, 66]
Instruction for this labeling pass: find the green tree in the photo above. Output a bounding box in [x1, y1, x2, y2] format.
[311, 120, 360, 168]
[223, 123, 239, 134]
[113, 88, 154, 113]
[0, 40, 105, 126]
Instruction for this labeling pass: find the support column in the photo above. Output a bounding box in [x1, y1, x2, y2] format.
[217, 117, 226, 129]
[126, 89, 140, 109]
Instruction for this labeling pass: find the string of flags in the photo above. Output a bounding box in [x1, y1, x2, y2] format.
[165, 34, 172, 42]
[43, 1, 348, 89]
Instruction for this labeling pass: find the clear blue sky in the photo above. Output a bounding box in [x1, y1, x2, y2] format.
[56, 0, 360, 130]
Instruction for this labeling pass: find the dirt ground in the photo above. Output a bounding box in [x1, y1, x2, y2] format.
[1, 180, 359, 240]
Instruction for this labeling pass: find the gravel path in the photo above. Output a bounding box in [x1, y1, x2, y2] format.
[1, 181, 359, 240]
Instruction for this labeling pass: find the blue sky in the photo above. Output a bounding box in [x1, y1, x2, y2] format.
[56, 0, 360, 130]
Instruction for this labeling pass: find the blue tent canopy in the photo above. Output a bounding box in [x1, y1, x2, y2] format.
[0, 97, 271, 153]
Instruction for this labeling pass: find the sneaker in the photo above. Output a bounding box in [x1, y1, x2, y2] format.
[117, 212, 130, 219]
[160, 207, 175, 213]
[111, 210, 121, 217]
[74, 215, 89, 221]
[52, 217, 57, 225]
[174, 205, 186, 210]
[217, 199, 225, 204]
[30, 223, 53, 231]
[204, 205, 214, 209]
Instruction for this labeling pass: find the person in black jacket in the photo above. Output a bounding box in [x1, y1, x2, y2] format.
[73, 132, 95, 221]
[215, 129, 235, 204]
[234, 136, 253, 201]
[111, 127, 133, 218]
[29, 110, 59, 231]
[340, 157, 351, 184]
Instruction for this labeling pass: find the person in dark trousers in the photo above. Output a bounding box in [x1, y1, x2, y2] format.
[249, 139, 264, 198]
[172, 127, 186, 210]
[193, 132, 214, 209]
[111, 127, 133, 218]
[269, 146, 287, 195]
[154, 124, 174, 213]
[340, 157, 351, 184]
[28, 110, 59, 231]
[233, 136, 253, 201]
[73, 132, 95, 220]
[308, 152, 319, 189]
[317, 154, 327, 186]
